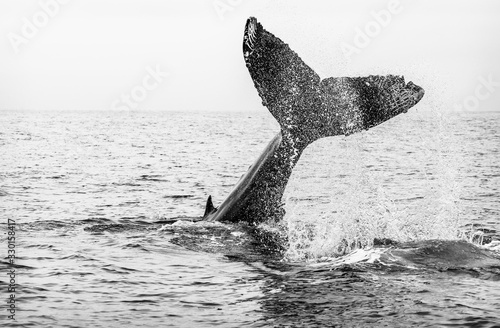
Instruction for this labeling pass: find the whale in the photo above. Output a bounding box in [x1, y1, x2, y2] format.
[203, 17, 425, 225]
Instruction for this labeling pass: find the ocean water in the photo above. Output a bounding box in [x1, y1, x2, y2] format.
[1, 109, 500, 327]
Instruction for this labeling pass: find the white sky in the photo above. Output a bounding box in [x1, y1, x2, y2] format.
[0, 0, 499, 112]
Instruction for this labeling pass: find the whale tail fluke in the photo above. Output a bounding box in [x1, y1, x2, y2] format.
[243, 17, 424, 147]
[202, 18, 425, 225]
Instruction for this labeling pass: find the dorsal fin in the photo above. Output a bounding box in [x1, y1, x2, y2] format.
[203, 195, 217, 218]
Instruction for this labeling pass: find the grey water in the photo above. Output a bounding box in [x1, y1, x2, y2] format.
[1, 109, 500, 327]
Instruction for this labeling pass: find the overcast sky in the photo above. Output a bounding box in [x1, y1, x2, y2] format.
[1, 0, 499, 112]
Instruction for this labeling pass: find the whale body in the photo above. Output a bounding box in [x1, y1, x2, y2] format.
[203, 17, 425, 225]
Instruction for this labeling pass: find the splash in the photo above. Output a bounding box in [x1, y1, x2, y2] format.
[282, 112, 468, 262]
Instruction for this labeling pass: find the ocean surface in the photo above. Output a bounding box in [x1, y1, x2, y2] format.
[1, 109, 500, 327]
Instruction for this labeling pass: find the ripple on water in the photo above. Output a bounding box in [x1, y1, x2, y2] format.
[2, 111, 500, 327]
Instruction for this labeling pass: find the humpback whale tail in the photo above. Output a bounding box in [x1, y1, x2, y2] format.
[203, 17, 424, 224]
[243, 17, 424, 147]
